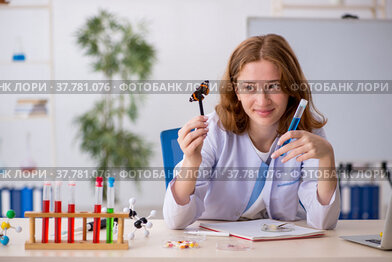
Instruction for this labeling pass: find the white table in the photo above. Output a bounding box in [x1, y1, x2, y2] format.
[1, 218, 391, 261]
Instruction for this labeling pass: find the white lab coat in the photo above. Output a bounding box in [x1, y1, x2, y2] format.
[163, 111, 340, 230]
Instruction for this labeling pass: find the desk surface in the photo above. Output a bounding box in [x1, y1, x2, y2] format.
[1, 218, 391, 262]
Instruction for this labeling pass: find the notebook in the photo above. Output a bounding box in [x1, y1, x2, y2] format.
[199, 219, 325, 241]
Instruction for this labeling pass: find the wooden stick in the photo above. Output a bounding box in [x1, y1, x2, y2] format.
[117, 218, 124, 244]
[29, 217, 35, 243]
[82, 217, 87, 241]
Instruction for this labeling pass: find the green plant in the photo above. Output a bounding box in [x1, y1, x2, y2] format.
[74, 10, 155, 189]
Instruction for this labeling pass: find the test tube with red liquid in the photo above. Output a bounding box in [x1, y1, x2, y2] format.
[54, 181, 62, 243]
[68, 181, 76, 243]
[93, 177, 103, 243]
[41, 181, 51, 243]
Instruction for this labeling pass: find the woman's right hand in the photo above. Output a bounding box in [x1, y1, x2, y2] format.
[177, 115, 209, 166]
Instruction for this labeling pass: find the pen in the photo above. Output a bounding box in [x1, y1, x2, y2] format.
[185, 231, 230, 237]
[80, 218, 107, 232]
[52, 219, 108, 237]
[59, 231, 83, 239]
[279, 99, 308, 156]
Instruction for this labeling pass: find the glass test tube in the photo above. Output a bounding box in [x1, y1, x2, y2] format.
[41, 181, 51, 243]
[281, 99, 308, 147]
[54, 181, 62, 243]
[68, 181, 76, 243]
[93, 177, 103, 243]
[106, 177, 115, 243]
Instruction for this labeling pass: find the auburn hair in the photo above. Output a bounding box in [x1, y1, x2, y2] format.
[215, 34, 327, 135]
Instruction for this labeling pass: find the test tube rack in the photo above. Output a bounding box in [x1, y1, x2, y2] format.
[24, 211, 129, 250]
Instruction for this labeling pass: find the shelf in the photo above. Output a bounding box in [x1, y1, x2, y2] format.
[0, 0, 56, 167]
[0, 60, 51, 66]
[0, 115, 50, 121]
[0, 4, 49, 10]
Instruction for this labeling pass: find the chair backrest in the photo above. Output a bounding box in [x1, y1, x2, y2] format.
[160, 128, 183, 188]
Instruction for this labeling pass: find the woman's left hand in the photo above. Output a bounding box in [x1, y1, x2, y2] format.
[271, 130, 333, 163]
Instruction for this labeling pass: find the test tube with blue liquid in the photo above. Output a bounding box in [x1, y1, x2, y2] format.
[279, 99, 308, 156]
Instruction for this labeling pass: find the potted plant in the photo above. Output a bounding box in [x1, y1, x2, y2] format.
[75, 10, 155, 190]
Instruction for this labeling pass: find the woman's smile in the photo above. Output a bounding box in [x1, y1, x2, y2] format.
[254, 108, 275, 117]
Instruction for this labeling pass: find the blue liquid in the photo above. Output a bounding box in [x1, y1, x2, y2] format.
[13, 53, 26, 61]
[279, 117, 301, 156]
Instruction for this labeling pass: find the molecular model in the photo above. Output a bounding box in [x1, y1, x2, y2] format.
[122, 198, 156, 240]
[0, 210, 22, 246]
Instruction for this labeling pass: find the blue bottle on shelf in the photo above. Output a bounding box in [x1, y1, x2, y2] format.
[12, 53, 26, 61]
[12, 37, 26, 62]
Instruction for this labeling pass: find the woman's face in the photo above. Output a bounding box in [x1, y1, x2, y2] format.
[236, 59, 289, 130]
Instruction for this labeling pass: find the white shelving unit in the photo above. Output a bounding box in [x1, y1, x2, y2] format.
[0, 0, 57, 167]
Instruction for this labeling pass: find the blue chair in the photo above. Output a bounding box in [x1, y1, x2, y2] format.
[160, 128, 183, 188]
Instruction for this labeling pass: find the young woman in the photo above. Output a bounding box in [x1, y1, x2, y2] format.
[163, 34, 340, 230]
